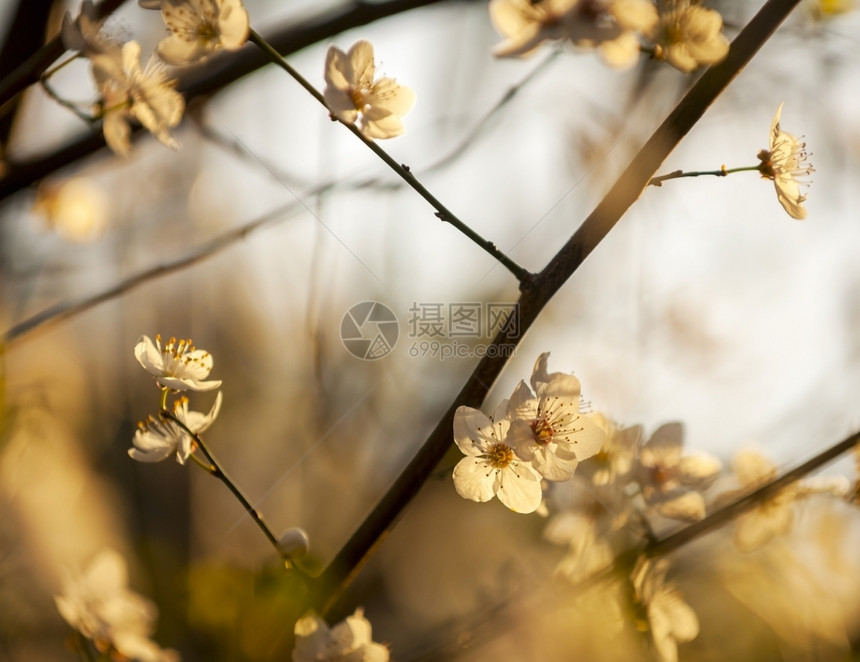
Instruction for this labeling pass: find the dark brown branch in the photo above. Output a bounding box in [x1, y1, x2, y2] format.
[312, 0, 805, 619]
[0, 0, 127, 110]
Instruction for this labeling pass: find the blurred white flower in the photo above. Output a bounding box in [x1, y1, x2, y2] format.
[453, 404, 543, 513]
[637, 422, 721, 522]
[582, 413, 642, 487]
[55, 549, 178, 662]
[292, 608, 388, 662]
[545, 510, 613, 582]
[562, 0, 658, 68]
[323, 40, 416, 140]
[488, 0, 577, 57]
[723, 448, 849, 551]
[757, 103, 814, 220]
[134, 334, 222, 392]
[507, 353, 606, 481]
[154, 0, 249, 66]
[90, 41, 184, 156]
[631, 558, 699, 662]
[32, 177, 110, 243]
[651, 0, 729, 72]
[130, 392, 222, 464]
[62, 0, 118, 55]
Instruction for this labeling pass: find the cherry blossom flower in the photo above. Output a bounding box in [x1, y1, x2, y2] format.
[723, 449, 849, 551]
[757, 103, 814, 220]
[488, 0, 577, 57]
[323, 40, 416, 140]
[453, 404, 543, 513]
[637, 422, 721, 522]
[506, 353, 605, 482]
[90, 41, 185, 156]
[651, 0, 730, 73]
[562, 0, 659, 68]
[134, 334, 222, 392]
[129, 392, 222, 464]
[55, 549, 178, 662]
[631, 557, 699, 662]
[152, 0, 250, 66]
[292, 608, 388, 662]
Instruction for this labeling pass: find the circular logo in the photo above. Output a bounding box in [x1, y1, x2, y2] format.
[340, 301, 399, 360]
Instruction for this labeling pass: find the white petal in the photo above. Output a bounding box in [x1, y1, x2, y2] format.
[453, 406, 494, 455]
[496, 465, 543, 513]
[453, 457, 496, 503]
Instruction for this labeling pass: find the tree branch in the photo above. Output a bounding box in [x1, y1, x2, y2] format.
[311, 0, 806, 619]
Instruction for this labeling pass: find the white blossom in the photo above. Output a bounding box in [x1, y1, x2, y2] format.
[757, 103, 814, 220]
[453, 404, 543, 513]
[130, 392, 222, 464]
[324, 40, 415, 140]
[506, 353, 605, 481]
[90, 41, 184, 156]
[292, 608, 388, 662]
[154, 0, 250, 66]
[134, 334, 221, 392]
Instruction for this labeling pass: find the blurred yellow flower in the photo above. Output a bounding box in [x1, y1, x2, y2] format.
[652, 0, 730, 72]
[90, 41, 185, 156]
[154, 0, 250, 66]
[33, 177, 109, 243]
[55, 549, 178, 662]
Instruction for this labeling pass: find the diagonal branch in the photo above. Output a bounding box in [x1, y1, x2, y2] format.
[311, 0, 806, 619]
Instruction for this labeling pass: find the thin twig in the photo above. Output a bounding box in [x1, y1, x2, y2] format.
[2, 204, 298, 345]
[161, 409, 300, 570]
[248, 29, 534, 285]
[648, 165, 761, 186]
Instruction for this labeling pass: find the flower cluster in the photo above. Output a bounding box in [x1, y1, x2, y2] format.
[60, 0, 250, 156]
[453, 353, 606, 513]
[55, 549, 178, 662]
[292, 608, 389, 662]
[488, 0, 729, 71]
[129, 334, 223, 464]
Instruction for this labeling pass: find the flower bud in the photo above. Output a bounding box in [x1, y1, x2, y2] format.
[278, 527, 309, 559]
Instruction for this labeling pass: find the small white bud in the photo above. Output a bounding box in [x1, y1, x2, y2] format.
[278, 527, 310, 559]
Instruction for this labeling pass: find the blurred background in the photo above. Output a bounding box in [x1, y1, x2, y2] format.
[1, 0, 860, 659]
